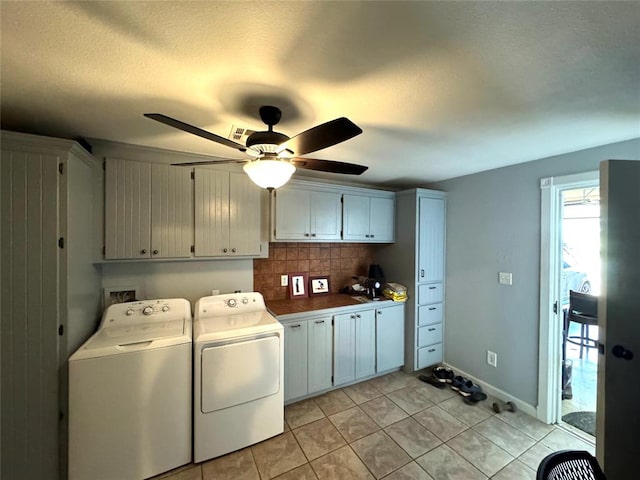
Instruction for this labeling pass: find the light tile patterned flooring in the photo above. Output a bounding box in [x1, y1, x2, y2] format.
[154, 371, 594, 480]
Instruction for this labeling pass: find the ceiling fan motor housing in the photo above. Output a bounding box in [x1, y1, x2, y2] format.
[245, 130, 290, 154]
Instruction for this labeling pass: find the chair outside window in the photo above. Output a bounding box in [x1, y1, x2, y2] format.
[564, 290, 598, 359]
[537, 449, 606, 479]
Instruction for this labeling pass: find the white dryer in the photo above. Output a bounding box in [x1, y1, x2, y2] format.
[68, 298, 192, 480]
[194, 292, 283, 463]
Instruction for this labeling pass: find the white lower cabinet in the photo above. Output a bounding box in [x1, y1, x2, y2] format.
[333, 309, 376, 386]
[283, 315, 332, 402]
[376, 304, 405, 372]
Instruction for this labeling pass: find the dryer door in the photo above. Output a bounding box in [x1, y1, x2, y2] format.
[201, 335, 280, 413]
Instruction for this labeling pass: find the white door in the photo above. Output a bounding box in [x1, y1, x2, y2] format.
[274, 187, 310, 239]
[333, 312, 356, 385]
[376, 305, 404, 372]
[597, 160, 640, 477]
[194, 168, 230, 256]
[283, 321, 308, 402]
[342, 194, 370, 240]
[355, 309, 376, 379]
[418, 197, 445, 283]
[308, 317, 332, 393]
[369, 196, 395, 242]
[309, 191, 342, 240]
[228, 172, 261, 255]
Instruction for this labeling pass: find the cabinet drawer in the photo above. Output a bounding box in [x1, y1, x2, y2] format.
[417, 343, 443, 369]
[418, 303, 443, 326]
[417, 323, 442, 348]
[418, 283, 443, 304]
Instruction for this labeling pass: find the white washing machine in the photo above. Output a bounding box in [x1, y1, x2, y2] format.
[194, 292, 284, 463]
[68, 298, 192, 480]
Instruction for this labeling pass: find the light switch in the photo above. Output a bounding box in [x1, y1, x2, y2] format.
[280, 275, 288, 287]
[498, 272, 513, 285]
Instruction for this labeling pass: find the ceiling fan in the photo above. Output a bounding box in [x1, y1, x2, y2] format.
[144, 106, 367, 190]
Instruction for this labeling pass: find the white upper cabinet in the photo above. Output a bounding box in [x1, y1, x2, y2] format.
[343, 194, 395, 243]
[105, 158, 192, 259]
[273, 186, 341, 241]
[272, 180, 395, 243]
[194, 169, 261, 257]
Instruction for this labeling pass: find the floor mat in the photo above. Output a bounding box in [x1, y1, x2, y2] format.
[562, 411, 595, 437]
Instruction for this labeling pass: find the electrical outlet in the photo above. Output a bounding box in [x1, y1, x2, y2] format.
[498, 272, 513, 285]
[211, 289, 220, 296]
[280, 275, 288, 287]
[487, 350, 498, 367]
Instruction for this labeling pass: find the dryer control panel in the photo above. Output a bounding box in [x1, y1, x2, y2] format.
[196, 292, 266, 319]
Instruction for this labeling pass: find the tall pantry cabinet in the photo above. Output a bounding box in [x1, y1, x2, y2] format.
[380, 189, 446, 371]
[1, 131, 103, 480]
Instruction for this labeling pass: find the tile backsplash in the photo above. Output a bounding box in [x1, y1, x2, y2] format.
[254, 243, 380, 301]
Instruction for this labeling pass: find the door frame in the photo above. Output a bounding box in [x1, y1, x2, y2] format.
[538, 170, 599, 423]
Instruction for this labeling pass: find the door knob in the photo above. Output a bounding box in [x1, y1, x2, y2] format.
[612, 345, 634, 360]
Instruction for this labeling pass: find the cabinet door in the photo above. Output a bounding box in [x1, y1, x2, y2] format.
[333, 312, 356, 386]
[310, 191, 342, 240]
[274, 187, 311, 239]
[369, 196, 395, 242]
[105, 158, 152, 259]
[150, 164, 192, 258]
[284, 321, 308, 402]
[376, 304, 404, 372]
[229, 172, 261, 256]
[355, 309, 376, 379]
[342, 194, 370, 241]
[308, 317, 333, 393]
[418, 197, 445, 282]
[194, 169, 230, 256]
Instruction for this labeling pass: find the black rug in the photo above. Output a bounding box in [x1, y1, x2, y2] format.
[562, 411, 596, 436]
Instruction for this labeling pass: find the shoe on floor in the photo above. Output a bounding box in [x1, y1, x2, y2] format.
[459, 379, 483, 397]
[451, 375, 466, 391]
[432, 366, 454, 384]
[418, 374, 447, 389]
[463, 391, 488, 404]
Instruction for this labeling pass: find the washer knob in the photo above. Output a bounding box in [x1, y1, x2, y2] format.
[161, 305, 170, 312]
[142, 306, 154, 315]
[227, 298, 237, 308]
[242, 297, 249, 304]
[126, 308, 134, 316]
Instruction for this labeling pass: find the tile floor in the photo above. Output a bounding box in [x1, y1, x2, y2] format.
[154, 371, 594, 480]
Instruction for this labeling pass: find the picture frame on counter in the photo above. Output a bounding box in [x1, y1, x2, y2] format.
[309, 276, 330, 296]
[289, 273, 309, 298]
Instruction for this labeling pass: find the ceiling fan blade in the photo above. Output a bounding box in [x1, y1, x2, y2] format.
[277, 117, 362, 156]
[144, 113, 247, 151]
[170, 159, 247, 167]
[291, 157, 368, 175]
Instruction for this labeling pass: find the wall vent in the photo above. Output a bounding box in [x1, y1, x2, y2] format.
[228, 125, 256, 144]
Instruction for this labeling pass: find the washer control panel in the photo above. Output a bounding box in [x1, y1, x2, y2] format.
[101, 298, 191, 328]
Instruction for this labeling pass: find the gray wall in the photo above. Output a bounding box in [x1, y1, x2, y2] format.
[428, 138, 640, 405]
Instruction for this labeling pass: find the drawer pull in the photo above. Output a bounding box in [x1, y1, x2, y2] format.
[428, 307, 436, 311]
[420, 269, 425, 277]
[429, 286, 436, 290]
[428, 328, 436, 332]
[428, 348, 436, 353]
[314, 320, 325, 324]
[290, 324, 301, 328]
[356, 314, 361, 318]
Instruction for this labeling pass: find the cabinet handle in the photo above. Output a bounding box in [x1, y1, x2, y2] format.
[428, 348, 436, 353]
[428, 327, 436, 332]
[223, 248, 228, 253]
[429, 307, 436, 311]
[311, 233, 316, 237]
[377, 310, 382, 315]
[304, 233, 310, 237]
[290, 324, 301, 328]
[152, 249, 159, 255]
[429, 286, 436, 290]
[141, 249, 148, 255]
[351, 315, 356, 320]
[356, 314, 361, 319]
[231, 248, 236, 253]
[421, 269, 425, 277]
[370, 234, 375, 238]
[315, 320, 325, 324]
[365, 234, 370, 238]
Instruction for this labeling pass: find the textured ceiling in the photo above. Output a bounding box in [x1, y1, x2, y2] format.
[1, 1, 639, 187]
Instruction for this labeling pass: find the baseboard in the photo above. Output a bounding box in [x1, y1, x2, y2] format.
[442, 362, 538, 419]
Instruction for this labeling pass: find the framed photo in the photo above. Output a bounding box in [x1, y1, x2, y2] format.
[289, 273, 309, 299]
[310, 276, 330, 296]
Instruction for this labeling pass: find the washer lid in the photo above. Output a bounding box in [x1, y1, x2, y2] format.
[197, 311, 279, 335]
[86, 318, 185, 349]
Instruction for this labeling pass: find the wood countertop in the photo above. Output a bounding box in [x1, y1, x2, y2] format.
[266, 294, 395, 317]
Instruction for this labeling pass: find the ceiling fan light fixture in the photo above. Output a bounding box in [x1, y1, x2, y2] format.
[243, 159, 295, 191]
